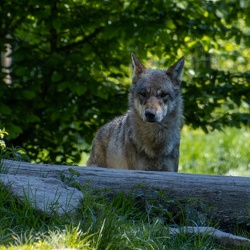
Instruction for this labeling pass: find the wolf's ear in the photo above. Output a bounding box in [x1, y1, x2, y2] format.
[166, 56, 184, 85]
[131, 53, 146, 83]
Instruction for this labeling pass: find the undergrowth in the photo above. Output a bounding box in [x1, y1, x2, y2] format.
[180, 126, 250, 176]
[0, 182, 227, 250]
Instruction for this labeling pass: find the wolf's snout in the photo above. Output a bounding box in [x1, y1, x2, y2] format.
[145, 110, 156, 122]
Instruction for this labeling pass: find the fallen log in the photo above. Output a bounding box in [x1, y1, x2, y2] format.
[1, 159, 250, 232]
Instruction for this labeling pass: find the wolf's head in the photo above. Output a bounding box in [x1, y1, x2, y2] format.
[129, 54, 184, 124]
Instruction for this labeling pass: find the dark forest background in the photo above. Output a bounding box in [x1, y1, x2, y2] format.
[1, 0, 249, 163]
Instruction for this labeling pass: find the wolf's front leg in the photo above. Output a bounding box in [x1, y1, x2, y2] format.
[86, 140, 107, 168]
[162, 145, 179, 172]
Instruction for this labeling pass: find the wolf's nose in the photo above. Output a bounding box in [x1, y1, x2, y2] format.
[145, 110, 156, 122]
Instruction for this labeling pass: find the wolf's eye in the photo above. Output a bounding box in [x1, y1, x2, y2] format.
[139, 92, 147, 98]
[160, 92, 169, 99]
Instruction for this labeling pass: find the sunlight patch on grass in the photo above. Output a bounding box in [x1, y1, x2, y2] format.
[180, 126, 250, 176]
[79, 152, 89, 166]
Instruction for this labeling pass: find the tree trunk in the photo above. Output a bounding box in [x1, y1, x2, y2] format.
[1, 159, 250, 231]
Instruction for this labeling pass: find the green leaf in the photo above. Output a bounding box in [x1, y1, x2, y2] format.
[0, 104, 11, 115]
[58, 81, 71, 91]
[51, 73, 63, 82]
[246, 16, 250, 27]
[74, 85, 87, 96]
[52, 19, 61, 30]
[15, 67, 29, 76]
[7, 124, 23, 139]
[22, 90, 36, 100]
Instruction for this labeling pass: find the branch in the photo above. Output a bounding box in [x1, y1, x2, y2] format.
[59, 27, 103, 52]
[170, 226, 250, 249]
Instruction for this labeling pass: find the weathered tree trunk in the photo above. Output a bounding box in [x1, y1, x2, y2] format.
[1, 159, 250, 231]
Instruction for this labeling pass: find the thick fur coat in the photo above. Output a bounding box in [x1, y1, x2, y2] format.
[87, 54, 184, 171]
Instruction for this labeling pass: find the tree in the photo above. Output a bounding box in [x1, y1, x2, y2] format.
[0, 0, 249, 163]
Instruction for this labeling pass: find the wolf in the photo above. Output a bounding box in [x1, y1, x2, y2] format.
[87, 54, 184, 171]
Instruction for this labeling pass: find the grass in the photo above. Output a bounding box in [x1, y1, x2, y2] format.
[0, 126, 249, 249]
[180, 126, 250, 176]
[0, 183, 223, 250]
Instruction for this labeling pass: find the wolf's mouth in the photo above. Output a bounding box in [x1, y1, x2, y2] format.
[145, 118, 157, 123]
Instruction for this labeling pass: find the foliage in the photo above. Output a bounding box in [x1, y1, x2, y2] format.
[0, 0, 250, 163]
[0, 128, 30, 161]
[0, 128, 8, 151]
[1, 146, 30, 162]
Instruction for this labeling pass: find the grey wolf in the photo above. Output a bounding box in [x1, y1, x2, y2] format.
[87, 54, 184, 171]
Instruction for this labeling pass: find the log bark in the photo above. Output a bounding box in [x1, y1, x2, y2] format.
[1, 159, 250, 231]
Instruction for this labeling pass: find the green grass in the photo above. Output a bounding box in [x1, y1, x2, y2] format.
[0, 183, 224, 250]
[180, 126, 250, 176]
[0, 126, 249, 249]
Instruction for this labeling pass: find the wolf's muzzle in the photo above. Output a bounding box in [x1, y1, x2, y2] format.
[145, 110, 157, 122]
